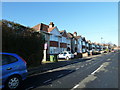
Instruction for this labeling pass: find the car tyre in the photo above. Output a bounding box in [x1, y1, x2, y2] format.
[66, 56, 69, 60]
[5, 75, 22, 90]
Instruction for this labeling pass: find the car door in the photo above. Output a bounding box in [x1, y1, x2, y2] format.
[59, 52, 63, 58]
[2, 54, 19, 83]
[63, 52, 67, 59]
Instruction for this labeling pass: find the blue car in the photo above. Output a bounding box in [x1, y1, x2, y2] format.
[0, 52, 28, 89]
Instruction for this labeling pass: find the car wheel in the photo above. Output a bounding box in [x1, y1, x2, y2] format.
[5, 75, 22, 89]
[66, 56, 69, 60]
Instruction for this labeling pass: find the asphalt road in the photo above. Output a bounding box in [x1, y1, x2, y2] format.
[22, 51, 119, 90]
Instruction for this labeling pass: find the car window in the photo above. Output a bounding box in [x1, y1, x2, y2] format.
[1, 54, 18, 65]
[69, 52, 72, 54]
[64, 52, 67, 54]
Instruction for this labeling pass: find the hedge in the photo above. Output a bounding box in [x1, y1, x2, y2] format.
[2, 20, 45, 67]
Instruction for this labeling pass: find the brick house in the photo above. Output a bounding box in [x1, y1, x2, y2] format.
[32, 22, 62, 61]
[60, 30, 71, 52]
[67, 32, 77, 53]
[81, 37, 87, 53]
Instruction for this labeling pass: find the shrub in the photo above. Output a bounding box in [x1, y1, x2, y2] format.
[2, 20, 45, 67]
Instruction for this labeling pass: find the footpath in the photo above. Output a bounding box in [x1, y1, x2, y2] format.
[28, 53, 105, 76]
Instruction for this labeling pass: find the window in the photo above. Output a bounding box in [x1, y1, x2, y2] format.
[50, 47, 59, 54]
[1, 54, 18, 65]
[50, 35, 58, 41]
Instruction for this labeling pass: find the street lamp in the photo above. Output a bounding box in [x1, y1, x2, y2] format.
[101, 37, 103, 51]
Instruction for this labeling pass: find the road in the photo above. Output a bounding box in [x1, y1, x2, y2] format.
[22, 51, 119, 90]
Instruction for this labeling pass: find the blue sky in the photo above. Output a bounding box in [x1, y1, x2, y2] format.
[2, 2, 118, 45]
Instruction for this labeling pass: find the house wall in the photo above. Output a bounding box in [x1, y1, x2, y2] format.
[67, 38, 71, 51]
[49, 27, 61, 54]
[82, 41, 86, 53]
[77, 38, 82, 53]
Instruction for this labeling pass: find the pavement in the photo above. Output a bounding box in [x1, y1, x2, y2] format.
[28, 53, 104, 76]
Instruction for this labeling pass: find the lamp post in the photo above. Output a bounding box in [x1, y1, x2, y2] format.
[101, 37, 103, 51]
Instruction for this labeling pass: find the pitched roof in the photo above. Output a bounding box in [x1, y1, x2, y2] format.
[67, 33, 74, 38]
[74, 35, 81, 39]
[60, 30, 68, 37]
[82, 37, 86, 41]
[32, 23, 49, 32]
[32, 23, 57, 33]
[32, 24, 41, 31]
[60, 30, 65, 34]
[48, 27, 56, 32]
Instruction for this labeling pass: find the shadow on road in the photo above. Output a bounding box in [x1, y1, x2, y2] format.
[22, 69, 76, 89]
[28, 57, 92, 76]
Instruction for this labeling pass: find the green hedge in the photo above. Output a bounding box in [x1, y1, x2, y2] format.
[2, 20, 45, 67]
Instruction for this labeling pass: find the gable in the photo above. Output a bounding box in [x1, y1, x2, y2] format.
[62, 31, 68, 37]
[49, 27, 61, 36]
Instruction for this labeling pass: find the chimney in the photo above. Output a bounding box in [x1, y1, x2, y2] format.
[49, 22, 54, 28]
[73, 32, 77, 36]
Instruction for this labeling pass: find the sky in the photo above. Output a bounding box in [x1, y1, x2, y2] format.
[2, 2, 118, 45]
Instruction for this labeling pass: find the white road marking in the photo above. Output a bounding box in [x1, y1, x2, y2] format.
[57, 74, 63, 78]
[43, 79, 52, 83]
[69, 70, 74, 73]
[72, 84, 79, 89]
[81, 65, 84, 67]
[25, 86, 34, 90]
[91, 65, 103, 75]
[76, 68, 79, 70]
[107, 58, 111, 60]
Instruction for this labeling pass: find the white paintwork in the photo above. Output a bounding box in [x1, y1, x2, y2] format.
[50, 47, 59, 54]
[58, 51, 74, 59]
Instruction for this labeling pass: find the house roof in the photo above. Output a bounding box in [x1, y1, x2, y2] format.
[82, 37, 86, 41]
[67, 33, 74, 38]
[60, 30, 68, 37]
[32, 23, 49, 32]
[32, 23, 57, 33]
[60, 30, 65, 34]
[32, 24, 41, 31]
[48, 27, 56, 32]
[74, 36, 81, 39]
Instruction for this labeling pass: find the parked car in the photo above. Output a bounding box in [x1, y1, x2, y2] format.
[0, 52, 28, 89]
[58, 51, 74, 60]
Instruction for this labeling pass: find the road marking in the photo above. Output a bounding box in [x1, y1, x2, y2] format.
[81, 65, 84, 67]
[72, 84, 79, 89]
[91, 65, 103, 75]
[57, 74, 63, 78]
[69, 70, 74, 73]
[76, 68, 79, 70]
[43, 79, 52, 83]
[25, 86, 34, 90]
[107, 58, 111, 60]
